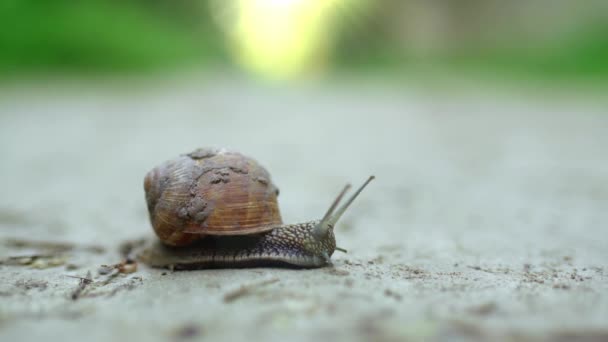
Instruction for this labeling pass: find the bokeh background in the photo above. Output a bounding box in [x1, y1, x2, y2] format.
[1, 0, 607, 82]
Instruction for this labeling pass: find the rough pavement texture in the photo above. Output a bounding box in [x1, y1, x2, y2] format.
[1, 78, 607, 341]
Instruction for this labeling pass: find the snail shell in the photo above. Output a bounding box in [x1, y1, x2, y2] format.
[143, 148, 282, 246]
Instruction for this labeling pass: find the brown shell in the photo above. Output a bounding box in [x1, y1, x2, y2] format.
[144, 148, 282, 246]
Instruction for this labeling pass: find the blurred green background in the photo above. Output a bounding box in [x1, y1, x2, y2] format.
[1, 0, 607, 83]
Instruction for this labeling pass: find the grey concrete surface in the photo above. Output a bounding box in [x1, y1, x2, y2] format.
[1, 78, 607, 341]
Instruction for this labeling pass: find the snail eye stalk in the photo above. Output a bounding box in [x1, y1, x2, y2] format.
[312, 176, 375, 241]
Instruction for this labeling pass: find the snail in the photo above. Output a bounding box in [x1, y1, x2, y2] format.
[138, 147, 374, 269]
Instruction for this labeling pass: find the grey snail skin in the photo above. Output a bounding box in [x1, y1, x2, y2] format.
[138, 147, 374, 269]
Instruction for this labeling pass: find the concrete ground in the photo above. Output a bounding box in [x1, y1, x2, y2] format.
[0, 77, 607, 341]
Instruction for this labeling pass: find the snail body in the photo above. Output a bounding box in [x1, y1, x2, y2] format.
[140, 148, 374, 269]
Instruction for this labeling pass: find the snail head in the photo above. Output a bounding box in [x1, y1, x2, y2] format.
[311, 176, 375, 257]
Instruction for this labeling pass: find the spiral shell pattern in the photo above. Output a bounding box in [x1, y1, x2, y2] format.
[144, 148, 282, 246]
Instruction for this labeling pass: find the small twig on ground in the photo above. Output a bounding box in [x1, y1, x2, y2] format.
[223, 278, 280, 303]
[95, 258, 138, 287]
[70, 271, 92, 300]
[106, 277, 143, 297]
[100, 270, 121, 286]
[81, 276, 144, 298]
[100, 258, 138, 276]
